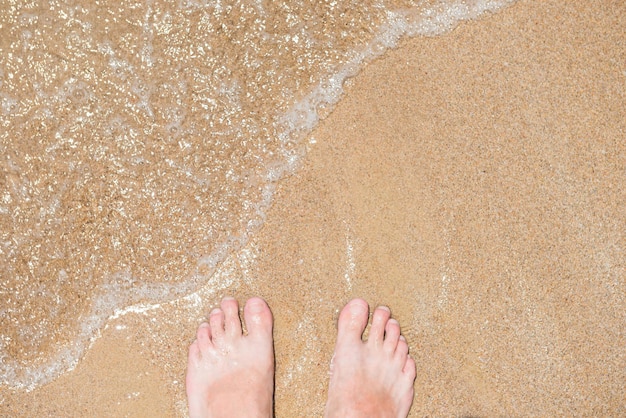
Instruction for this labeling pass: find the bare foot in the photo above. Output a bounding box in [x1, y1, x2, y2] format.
[186, 297, 274, 418]
[324, 299, 416, 418]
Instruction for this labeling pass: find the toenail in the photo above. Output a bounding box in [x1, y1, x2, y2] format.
[210, 308, 221, 315]
[247, 299, 266, 313]
[378, 306, 390, 312]
[349, 300, 368, 315]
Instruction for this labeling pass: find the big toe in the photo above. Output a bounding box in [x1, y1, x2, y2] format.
[244, 297, 273, 339]
[337, 298, 369, 343]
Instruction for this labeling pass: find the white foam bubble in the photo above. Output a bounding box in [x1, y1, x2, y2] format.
[1, 94, 18, 116]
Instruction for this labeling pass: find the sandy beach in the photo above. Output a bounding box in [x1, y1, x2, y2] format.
[2, 0, 625, 416]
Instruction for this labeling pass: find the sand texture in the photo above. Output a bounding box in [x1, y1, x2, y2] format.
[2, 0, 625, 416]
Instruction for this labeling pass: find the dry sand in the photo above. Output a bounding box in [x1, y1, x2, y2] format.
[2, 0, 625, 416]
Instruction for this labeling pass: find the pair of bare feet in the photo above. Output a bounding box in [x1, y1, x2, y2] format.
[186, 297, 416, 417]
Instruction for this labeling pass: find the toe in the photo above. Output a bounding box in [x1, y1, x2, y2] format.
[383, 318, 401, 353]
[403, 355, 417, 382]
[188, 339, 201, 363]
[337, 298, 369, 343]
[221, 297, 242, 337]
[244, 297, 273, 339]
[209, 307, 225, 341]
[368, 306, 391, 346]
[196, 322, 212, 350]
[395, 335, 409, 365]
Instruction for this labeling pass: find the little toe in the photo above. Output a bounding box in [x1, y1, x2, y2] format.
[395, 336, 409, 365]
[244, 297, 273, 339]
[188, 339, 201, 363]
[383, 318, 401, 353]
[221, 297, 243, 337]
[337, 298, 369, 343]
[209, 308, 225, 341]
[403, 356, 417, 382]
[195, 322, 212, 350]
[368, 306, 391, 346]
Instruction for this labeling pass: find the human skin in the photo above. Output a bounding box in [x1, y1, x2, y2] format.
[185, 297, 416, 417]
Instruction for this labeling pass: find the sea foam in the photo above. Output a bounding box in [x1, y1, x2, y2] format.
[0, 0, 515, 390]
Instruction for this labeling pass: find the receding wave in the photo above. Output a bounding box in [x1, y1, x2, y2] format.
[0, 0, 515, 390]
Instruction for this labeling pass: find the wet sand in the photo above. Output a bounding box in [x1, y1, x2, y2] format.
[2, 0, 625, 416]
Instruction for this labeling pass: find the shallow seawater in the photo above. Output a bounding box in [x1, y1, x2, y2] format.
[0, 0, 514, 389]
